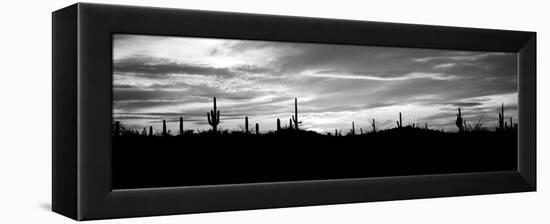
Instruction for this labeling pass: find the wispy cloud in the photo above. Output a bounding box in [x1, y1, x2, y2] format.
[412, 52, 508, 63]
[433, 63, 456, 69]
[114, 55, 239, 77]
[303, 71, 460, 81]
[112, 34, 518, 132]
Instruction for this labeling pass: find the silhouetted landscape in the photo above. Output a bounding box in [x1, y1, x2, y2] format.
[112, 34, 519, 189]
[113, 98, 518, 189]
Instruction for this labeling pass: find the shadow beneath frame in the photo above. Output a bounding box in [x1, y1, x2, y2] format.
[38, 202, 51, 211]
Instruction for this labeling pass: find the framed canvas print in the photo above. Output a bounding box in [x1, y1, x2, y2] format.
[52, 3, 536, 220]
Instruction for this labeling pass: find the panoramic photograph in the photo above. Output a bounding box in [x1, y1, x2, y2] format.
[112, 34, 519, 189]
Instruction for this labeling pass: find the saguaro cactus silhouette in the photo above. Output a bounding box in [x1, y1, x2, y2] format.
[397, 112, 403, 128]
[276, 118, 281, 132]
[255, 123, 259, 135]
[456, 108, 464, 132]
[334, 129, 338, 136]
[162, 119, 167, 136]
[148, 126, 153, 137]
[291, 98, 302, 130]
[289, 118, 293, 129]
[207, 97, 220, 133]
[360, 128, 363, 135]
[245, 116, 249, 134]
[498, 103, 505, 131]
[371, 119, 376, 133]
[179, 117, 183, 136]
[350, 122, 355, 135]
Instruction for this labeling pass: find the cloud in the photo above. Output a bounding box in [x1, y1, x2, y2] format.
[305, 70, 460, 81]
[449, 102, 483, 107]
[114, 89, 185, 101]
[113, 84, 136, 89]
[412, 52, 507, 63]
[232, 64, 274, 74]
[113, 84, 263, 104]
[433, 63, 456, 69]
[113, 55, 238, 77]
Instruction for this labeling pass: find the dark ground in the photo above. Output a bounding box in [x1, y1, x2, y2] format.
[113, 128, 517, 189]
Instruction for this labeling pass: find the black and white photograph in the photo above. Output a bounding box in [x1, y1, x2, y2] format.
[1, 0, 545, 222]
[112, 34, 519, 189]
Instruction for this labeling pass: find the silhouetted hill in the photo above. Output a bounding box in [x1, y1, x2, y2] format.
[113, 128, 517, 189]
[112, 99, 518, 189]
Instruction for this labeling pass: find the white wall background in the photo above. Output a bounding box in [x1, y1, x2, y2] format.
[0, 0, 547, 223]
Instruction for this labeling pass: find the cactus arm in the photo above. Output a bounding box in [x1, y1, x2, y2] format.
[245, 116, 249, 134]
[211, 97, 217, 126]
[162, 119, 167, 136]
[179, 117, 183, 136]
[456, 108, 463, 131]
[397, 113, 403, 128]
[291, 98, 301, 130]
[455, 107, 464, 132]
[294, 98, 298, 129]
[399, 112, 402, 128]
[497, 103, 505, 131]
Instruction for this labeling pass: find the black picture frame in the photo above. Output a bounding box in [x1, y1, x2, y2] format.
[52, 3, 536, 221]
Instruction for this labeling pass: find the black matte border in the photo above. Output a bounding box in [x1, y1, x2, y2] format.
[67, 3, 535, 220]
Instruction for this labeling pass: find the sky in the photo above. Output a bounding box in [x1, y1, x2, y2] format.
[112, 34, 518, 134]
